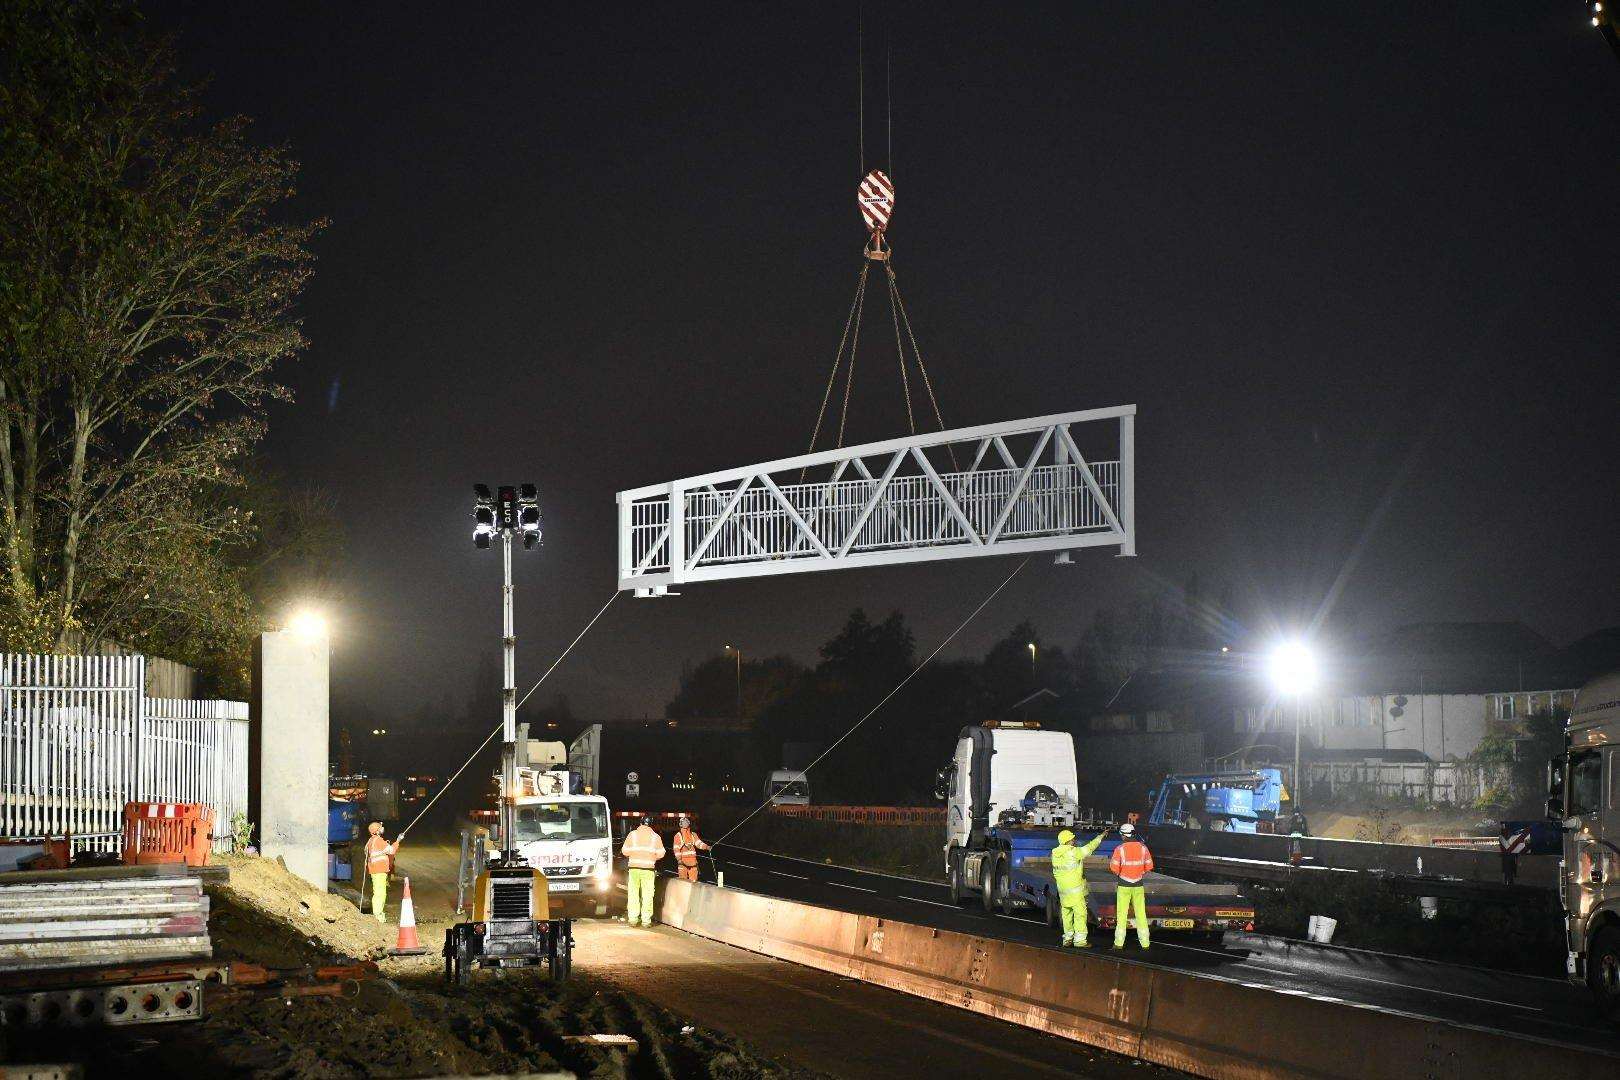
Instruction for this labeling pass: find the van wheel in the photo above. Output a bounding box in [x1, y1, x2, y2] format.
[1589, 927, 1620, 1022]
[981, 854, 1005, 914]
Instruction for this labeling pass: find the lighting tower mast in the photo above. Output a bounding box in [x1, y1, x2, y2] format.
[473, 483, 542, 863]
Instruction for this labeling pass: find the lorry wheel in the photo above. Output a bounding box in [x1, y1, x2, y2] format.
[1589, 927, 1620, 1021]
[1045, 890, 1060, 928]
[947, 848, 966, 905]
[981, 854, 1005, 914]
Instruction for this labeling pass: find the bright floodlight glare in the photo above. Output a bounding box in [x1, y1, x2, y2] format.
[1267, 641, 1318, 695]
[289, 609, 328, 639]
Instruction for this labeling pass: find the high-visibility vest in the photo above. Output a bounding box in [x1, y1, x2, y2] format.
[364, 836, 396, 874]
[621, 825, 665, 869]
[1050, 833, 1103, 896]
[1109, 840, 1153, 885]
[673, 828, 707, 866]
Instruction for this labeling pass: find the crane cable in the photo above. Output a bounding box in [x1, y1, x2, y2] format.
[395, 589, 621, 840]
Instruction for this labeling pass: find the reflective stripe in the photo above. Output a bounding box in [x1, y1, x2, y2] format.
[1059, 884, 1085, 897]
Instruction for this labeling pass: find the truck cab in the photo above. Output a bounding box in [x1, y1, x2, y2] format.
[1552, 671, 1620, 1020]
[503, 765, 615, 918]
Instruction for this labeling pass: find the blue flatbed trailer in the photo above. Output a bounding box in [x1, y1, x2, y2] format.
[994, 825, 1257, 934]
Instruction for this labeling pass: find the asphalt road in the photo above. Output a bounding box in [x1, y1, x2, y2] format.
[392, 836, 1189, 1080]
[702, 842, 1620, 1059]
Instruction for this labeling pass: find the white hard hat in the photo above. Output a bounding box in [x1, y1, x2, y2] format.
[1119, 822, 1135, 837]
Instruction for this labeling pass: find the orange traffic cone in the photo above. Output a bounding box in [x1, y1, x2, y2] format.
[389, 876, 429, 956]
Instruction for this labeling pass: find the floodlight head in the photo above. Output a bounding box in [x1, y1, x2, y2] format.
[473, 484, 497, 547]
[288, 609, 328, 640]
[1267, 641, 1318, 696]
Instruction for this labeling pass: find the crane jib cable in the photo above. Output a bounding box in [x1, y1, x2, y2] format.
[706, 554, 1034, 857]
[396, 589, 621, 840]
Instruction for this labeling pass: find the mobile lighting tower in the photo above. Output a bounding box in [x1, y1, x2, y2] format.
[446, 483, 572, 984]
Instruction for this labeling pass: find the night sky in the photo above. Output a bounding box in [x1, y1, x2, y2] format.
[148, 3, 1618, 725]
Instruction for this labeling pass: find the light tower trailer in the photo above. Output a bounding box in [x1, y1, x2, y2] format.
[444, 483, 575, 985]
[939, 722, 1256, 936]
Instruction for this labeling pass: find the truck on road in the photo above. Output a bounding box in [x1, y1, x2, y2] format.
[483, 740, 615, 919]
[938, 721, 1256, 935]
[1550, 670, 1620, 1020]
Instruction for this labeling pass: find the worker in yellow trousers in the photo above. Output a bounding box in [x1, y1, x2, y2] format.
[1109, 822, 1154, 949]
[620, 816, 666, 927]
[1050, 828, 1105, 947]
[363, 822, 401, 924]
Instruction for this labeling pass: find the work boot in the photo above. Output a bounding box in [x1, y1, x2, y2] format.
[1060, 935, 1073, 947]
[1075, 938, 1089, 948]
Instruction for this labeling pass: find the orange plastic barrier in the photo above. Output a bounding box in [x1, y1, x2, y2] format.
[768, 805, 944, 826]
[121, 802, 213, 867]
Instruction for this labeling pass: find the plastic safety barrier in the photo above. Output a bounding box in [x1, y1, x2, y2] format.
[121, 802, 213, 867]
[767, 805, 944, 826]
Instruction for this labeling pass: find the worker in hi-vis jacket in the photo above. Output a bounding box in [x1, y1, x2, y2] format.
[1050, 827, 1106, 947]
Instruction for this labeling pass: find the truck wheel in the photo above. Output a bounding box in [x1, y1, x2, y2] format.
[1045, 890, 1060, 928]
[1589, 927, 1620, 1022]
[980, 854, 1005, 914]
[947, 847, 965, 905]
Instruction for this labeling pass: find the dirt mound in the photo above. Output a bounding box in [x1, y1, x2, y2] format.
[214, 853, 396, 961]
[11, 854, 819, 1078]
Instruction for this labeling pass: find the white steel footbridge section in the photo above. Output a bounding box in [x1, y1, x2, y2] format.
[616, 405, 1135, 594]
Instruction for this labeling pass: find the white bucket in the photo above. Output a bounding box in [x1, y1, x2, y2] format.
[1419, 896, 1437, 920]
[1308, 915, 1337, 943]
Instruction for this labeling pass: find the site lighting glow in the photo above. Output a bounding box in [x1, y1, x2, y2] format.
[288, 609, 328, 640]
[1267, 642, 1319, 696]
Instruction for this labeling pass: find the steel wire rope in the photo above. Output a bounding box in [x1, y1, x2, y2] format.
[801, 264, 870, 480]
[705, 554, 1033, 856]
[887, 264, 915, 434]
[885, 261, 957, 469]
[835, 265, 870, 450]
[395, 589, 621, 839]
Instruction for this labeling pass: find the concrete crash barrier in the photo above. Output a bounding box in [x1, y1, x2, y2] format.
[660, 879, 1613, 1079]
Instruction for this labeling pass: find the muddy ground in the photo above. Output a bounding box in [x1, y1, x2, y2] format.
[5, 857, 823, 1079]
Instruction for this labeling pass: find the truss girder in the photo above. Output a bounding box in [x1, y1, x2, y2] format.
[616, 405, 1136, 591]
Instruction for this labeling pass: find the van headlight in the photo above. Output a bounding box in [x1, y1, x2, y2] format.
[593, 862, 612, 884]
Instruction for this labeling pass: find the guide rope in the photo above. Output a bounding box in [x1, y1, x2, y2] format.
[396, 589, 621, 840]
[708, 555, 1032, 853]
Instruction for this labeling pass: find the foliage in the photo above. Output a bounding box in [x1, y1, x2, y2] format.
[0, 0, 325, 671]
[229, 811, 254, 853]
[1352, 809, 1409, 845]
[665, 653, 804, 722]
[1468, 708, 1565, 817]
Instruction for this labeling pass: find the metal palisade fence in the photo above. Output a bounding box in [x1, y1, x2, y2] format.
[0, 654, 249, 854]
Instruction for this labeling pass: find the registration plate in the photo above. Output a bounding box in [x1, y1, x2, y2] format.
[1215, 910, 1252, 918]
[1159, 918, 1195, 929]
[548, 882, 582, 893]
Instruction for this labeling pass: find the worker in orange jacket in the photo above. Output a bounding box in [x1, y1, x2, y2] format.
[620, 816, 666, 927]
[1108, 823, 1153, 949]
[672, 814, 710, 882]
[363, 822, 401, 924]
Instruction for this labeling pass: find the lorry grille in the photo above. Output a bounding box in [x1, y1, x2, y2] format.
[491, 880, 531, 919]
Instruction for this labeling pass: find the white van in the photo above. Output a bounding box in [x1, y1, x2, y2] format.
[764, 769, 810, 806]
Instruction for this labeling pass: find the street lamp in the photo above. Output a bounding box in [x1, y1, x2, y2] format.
[1267, 641, 1319, 813]
[288, 608, 328, 640]
[1027, 641, 1037, 676]
[723, 644, 742, 723]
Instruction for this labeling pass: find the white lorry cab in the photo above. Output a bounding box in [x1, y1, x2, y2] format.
[942, 722, 1079, 855]
[765, 769, 811, 806]
[504, 763, 614, 917]
[1553, 671, 1620, 1021]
